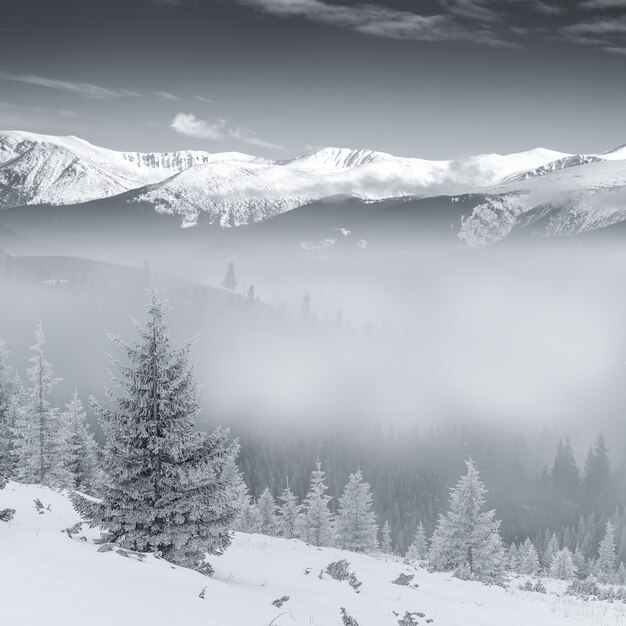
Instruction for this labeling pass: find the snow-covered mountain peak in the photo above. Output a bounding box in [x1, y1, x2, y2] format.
[284, 147, 394, 170]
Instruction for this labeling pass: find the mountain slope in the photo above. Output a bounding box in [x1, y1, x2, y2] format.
[0, 131, 575, 226]
[1, 483, 619, 626]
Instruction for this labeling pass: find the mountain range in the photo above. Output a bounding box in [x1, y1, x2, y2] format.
[1, 129, 626, 246]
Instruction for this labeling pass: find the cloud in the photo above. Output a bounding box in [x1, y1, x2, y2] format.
[0, 101, 78, 118]
[170, 112, 285, 150]
[232, 0, 517, 47]
[155, 91, 181, 101]
[194, 95, 216, 104]
[579, 0, 626, 8]
[0, 70, 140, 99]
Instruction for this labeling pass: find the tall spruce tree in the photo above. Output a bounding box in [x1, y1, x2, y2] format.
[380, 520, 393, 554]
[221, 262, 237, 292]
[257, 487, 278, 536]
[542, 533, 560, 573]
[72, 293, 237, 571]
[13, 324, 70, 488]
[278, 483, 301, 539]
[336, 469, 378, 553]
[298, 460, 335, 547]
[0, 339, 17, 479]
[62, 390, 101, 494]
[519, 539, 540, 575]
[583, 433, 612, 511]
[406, 522, 429, 561]
[552, 438, 580, 501]
[429, 459, 505, 581]
[550, 548, 577, 580]
[596, 521, 617, 582]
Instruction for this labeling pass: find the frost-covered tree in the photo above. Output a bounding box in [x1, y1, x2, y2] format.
[221, 262, 237, 292]
[237, 496, 261, 533]
[406, 522, 429, 562]
[13, 324, 71, 488]
[72, 293, 237, 571]
[550, 548, 577, 580]
[596, 521, 617, 582]
[62, 391, 101, 494]
[257, 487, 278, 536]
[380, 520, 393, 554]
[0, 339, 18, 479]
[298, 460, 335, 547]
[573, 547, 588, 579]
[519, 539, 540, 576]
[278, 483, 300, 539]
[542, 534, 559, 573]
[222, 447, 252, 533]
[617, 562, 626, 584]
[336, 470, 378, 553]
[429, 459, 505, 581]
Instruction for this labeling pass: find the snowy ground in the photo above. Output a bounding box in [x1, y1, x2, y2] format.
[2, 483, 626, 626]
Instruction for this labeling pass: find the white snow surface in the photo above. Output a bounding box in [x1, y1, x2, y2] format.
[2, 483, 625, 626]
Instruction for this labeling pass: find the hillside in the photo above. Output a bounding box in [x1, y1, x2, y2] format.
[1, 483, 621, 626]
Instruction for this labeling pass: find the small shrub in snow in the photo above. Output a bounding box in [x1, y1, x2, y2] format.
[392, 573, 416, 586]
[271, 596, 289, 608]
[324, 560, 362, 593]
[340, 608, 359, 626]
[0, 507, 15, 522]
[397, 612, 419, 626]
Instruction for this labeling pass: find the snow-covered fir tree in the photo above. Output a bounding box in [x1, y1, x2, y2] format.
[380, 520, 393, 554]
[596, 521, 617, 582]
[0, 339, 18, 479]
[298, 460, 335, 547]
[222, 448, 252, 532]
[62, 390, 101, 494]
[406, 522, 429, 562]
[257, 487, 279, 536]
[278, 483, 301, 539]
[72, 293, 238, 571]
[617, 562, 626, 584]
[336, 469, 378, 553]
[237, 496, 261, 533]
[542, 533, 559, 574]
[13, 324, 71, 488]
[429, 459, 505, 581]
[221, 262, 237, 292]
[573, 547, 588, 579]
[550, 548, 577, 580]
[519, 539, 540, 575]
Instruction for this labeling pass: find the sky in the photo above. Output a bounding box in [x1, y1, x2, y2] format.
[0, 0, 626, 158]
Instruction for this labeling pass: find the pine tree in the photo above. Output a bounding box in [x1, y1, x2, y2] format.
[336, 470, 378, 553]
[72, 293, 238, 570]
[617, 562, 626, 584]
[583, 433, 612, 511]
[301, 293, 313, 322]
[0, 339, 18, 479]
[257, 487, 278, 536]
[380, 520, 393, 554]
[573, 546, 588, 579]
[550, 548, 577, 580]
[278, 483, 301, 539]
[596, 521, 617, 582]
[551, 438, 580, 501]
[222, 448, 251, 532]
[62, 390, 101, 494]
[406, 522, 429, 561]
[221, 262, 237, 292]
[542, 533, 559, 573]
[429, 459, 505, 581]
[519, 539, 540, 575]
[298, 460, 335, 547]
[13, 324, 71, 488]
[237, 496, 261, 533]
